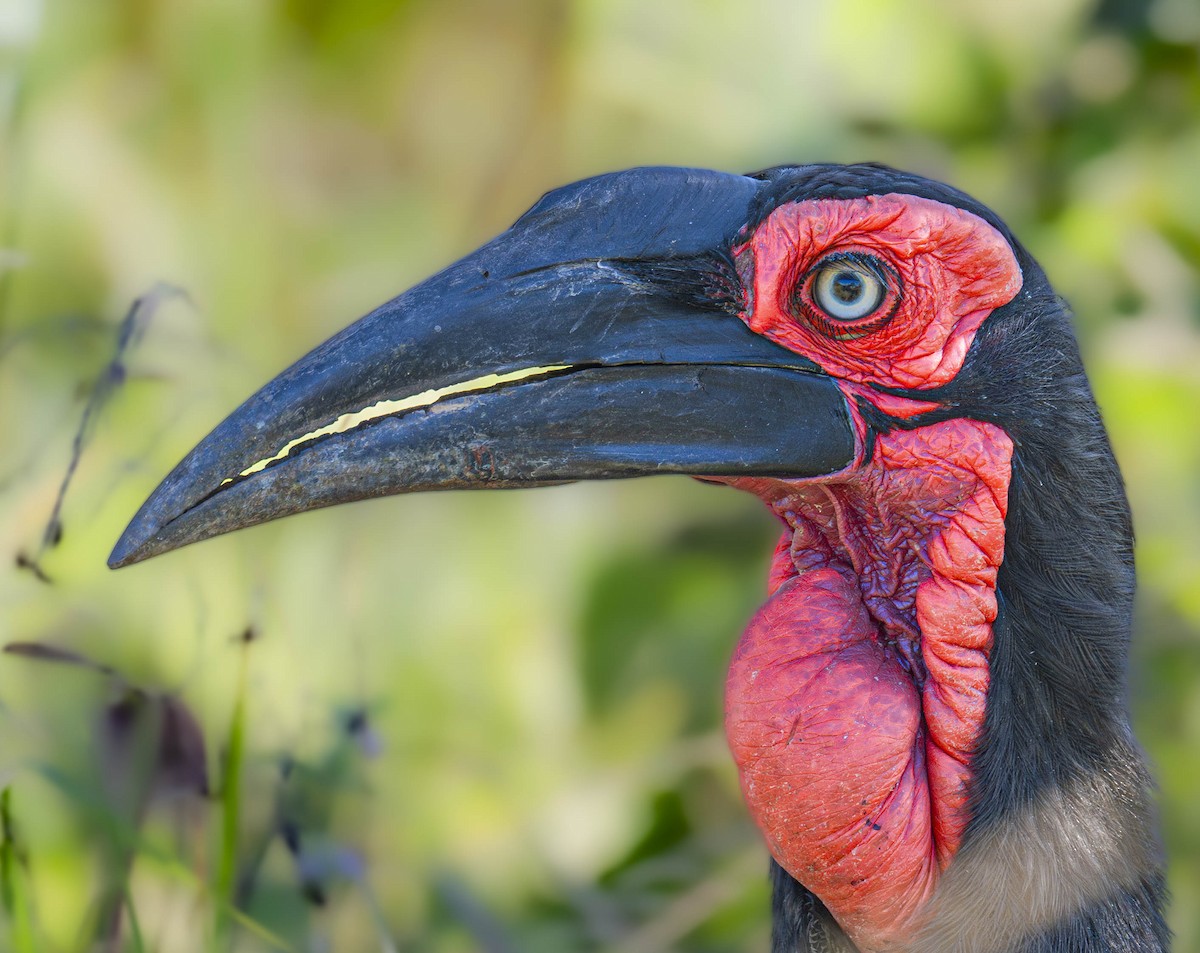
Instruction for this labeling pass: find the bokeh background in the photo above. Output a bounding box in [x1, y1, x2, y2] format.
[1, 0, 1198, 950]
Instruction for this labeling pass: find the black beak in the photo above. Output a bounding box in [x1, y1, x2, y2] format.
[109, 167, 855, 568]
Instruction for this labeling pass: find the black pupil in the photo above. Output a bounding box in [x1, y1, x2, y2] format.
[831, 270, 864, 304]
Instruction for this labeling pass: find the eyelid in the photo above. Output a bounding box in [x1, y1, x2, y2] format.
[792, 250, 902, 340]
[811, 251, 891, 285]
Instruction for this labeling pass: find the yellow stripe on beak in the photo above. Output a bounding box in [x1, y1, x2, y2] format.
[232, 364, 572, 481]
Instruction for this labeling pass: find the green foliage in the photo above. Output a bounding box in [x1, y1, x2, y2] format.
[578, 513, 771, 729]
[216, 637, 249, 946]
[0, 789, 37, 953]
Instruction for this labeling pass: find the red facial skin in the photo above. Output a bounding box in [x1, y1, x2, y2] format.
[721, 195, 1021, 951]
[738, 194, 1021, 390]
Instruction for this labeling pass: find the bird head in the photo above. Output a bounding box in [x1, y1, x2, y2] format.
[110, 165, 1166, 952]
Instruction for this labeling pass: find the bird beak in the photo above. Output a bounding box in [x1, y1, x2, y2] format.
[109, 167, 856, 568]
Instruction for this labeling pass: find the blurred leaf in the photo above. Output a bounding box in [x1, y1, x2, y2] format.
[216, 636, 250, 941]
[0, 789, 37, 953]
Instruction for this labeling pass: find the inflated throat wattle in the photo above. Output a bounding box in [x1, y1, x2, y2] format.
[723, 419, 1012, 952]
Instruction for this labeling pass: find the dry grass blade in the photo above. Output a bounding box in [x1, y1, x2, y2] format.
[17, 282, 189, 584]
[3, 640, 116, 675]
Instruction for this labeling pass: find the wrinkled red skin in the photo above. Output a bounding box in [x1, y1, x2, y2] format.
[725, 420, 1011, 950]
[720, 196, 1021, 951]
[735, 195, 1022, 391]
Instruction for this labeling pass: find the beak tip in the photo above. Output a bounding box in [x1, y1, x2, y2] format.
[107, 535, 141, 570]
[108, 516, 164, 569]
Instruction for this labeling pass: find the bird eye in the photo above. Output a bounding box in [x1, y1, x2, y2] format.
[795, 253, 899, 339]
[812, 259, 885, 321]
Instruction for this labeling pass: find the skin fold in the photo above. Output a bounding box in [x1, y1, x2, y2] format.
[725, 419, 1011, 950]
[723, 192, 1020, 949]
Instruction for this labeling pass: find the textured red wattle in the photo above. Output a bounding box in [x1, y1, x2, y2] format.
[724, 420, 1012, 951]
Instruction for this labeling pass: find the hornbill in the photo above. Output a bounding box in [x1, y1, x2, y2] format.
[109, 164, 1169, 952]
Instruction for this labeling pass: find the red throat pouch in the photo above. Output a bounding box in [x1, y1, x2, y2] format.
[724, 419, 1012, 951]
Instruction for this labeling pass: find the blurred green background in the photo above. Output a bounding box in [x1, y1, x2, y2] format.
[1, 0, 1198, 950]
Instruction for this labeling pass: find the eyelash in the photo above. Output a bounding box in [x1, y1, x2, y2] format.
[791, 252, 901, 340]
